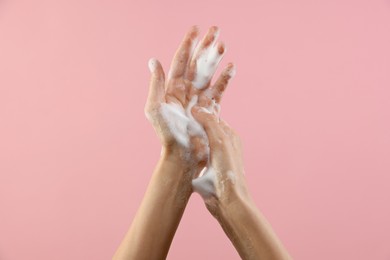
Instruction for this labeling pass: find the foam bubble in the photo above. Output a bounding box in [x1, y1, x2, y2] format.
[192, 30, 224, 89]
[192, 166, 217, 199]
[159, 95, 208, 149]
[160, 102, 191, 147]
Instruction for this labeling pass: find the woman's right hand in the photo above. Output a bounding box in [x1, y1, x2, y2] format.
[191, 106, 253, 215]
[192, 106, 293, 260]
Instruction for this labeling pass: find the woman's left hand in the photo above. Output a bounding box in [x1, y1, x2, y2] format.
[145, 25, 236, 176]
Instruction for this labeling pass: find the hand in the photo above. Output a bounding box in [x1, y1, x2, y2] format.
[191, 106, 251, 215]
[191, 109, 293, 260]
[145, 25, 235, 174]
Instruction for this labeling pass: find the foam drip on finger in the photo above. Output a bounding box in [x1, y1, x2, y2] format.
[192, 30, 225, 89]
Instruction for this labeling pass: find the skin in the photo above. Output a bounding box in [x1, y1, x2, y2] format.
[191, 107, 293, 260]
[112, 25, 231, 260]
[112, 25, 292, 260]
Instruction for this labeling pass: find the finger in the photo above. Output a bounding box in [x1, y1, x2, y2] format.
[187, 26, 226, 89]
[145, 58, 165, 114]
[191, 105, 225, 148]
[196, 92, 221, 116]
[219, 118, 241, 151]
[187, 26, 219, 81]
[208, 62, 236, 103]
[167, 25, 199, 81]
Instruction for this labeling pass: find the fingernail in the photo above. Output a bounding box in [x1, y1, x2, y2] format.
[190, 25, 200, 38]
[227, 65, 236, 78]
[211, 25, 220, 36]
[148, 58, 157, 73]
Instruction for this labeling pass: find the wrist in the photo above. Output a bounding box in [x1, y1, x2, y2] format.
[160, 145, 190, 172]
[156, 146, 200, 189]
[161, 145, 204, 173]
[208, 186, 255, 220]
[150, 147, 194, 206]
[161, 144, 185, 160]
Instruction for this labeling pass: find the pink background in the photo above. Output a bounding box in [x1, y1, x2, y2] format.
[1, 0, 390, 259]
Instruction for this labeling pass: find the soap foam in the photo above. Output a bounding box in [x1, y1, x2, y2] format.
[159, 29, 229, 199]
[192, 166, 217, 199]
[226, 170, 237, 184]
[160, 102, 191, 147]
[159, 96, 219, 199]
[192, 168, 237, 200]
[160, 95, 208, 150]
[192, 30, 224, 89]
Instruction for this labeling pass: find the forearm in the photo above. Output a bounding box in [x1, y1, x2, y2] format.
[215, 194, 292, 260]
[113, 148, 193, 260]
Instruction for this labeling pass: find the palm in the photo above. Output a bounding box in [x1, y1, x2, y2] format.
[145, 26, 235, 169]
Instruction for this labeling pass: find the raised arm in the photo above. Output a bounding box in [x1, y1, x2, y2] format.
[191, 106, 293, 260]
[113, 25, 230, 260]
[112, 146, 194, 260]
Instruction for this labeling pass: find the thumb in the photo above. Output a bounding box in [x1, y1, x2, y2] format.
[191, 105, 224, 147]
[146, 58, 165, 111]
